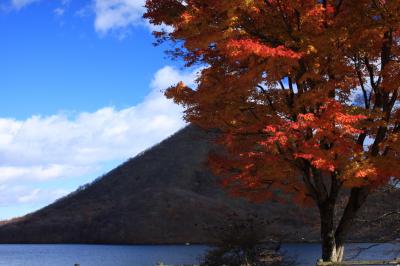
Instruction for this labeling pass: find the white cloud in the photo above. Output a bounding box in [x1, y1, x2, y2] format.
[0, 66, 197, 182]
[10, 0, 69, 11]
[15, 188, 67, 205]
[0, 165, 94, 182]
[93, 0, 173, 37]
[53, 0, 70, 18]
[53, 7, 65, 16]
[94, 0, 145, 35]
[0, 186, 68, 206]
[10, 0, 39, 9]
[0, 66, 199, 213]
[75, 5, 92, 18]
[9, 0, 171, 36]
[151, 66, 197, 90]
[17, 189, 41, 204]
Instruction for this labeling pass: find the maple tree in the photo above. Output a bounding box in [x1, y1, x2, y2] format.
[145, 0, 400, 262]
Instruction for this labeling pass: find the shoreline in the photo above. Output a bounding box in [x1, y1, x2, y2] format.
[0, 241, 396, 246]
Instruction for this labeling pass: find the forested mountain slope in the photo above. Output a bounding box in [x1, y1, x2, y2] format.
[0, 125, 397, 244]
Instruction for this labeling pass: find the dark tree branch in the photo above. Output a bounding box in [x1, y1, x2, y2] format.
[356, 211, 400, 223]
[334, 187, 369, 245]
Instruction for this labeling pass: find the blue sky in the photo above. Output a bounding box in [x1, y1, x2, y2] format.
[0, 0, 195, 219]
[1, 0, 173, 119]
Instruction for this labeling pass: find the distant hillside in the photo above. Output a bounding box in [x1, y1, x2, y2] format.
[0, 125, 398, 244]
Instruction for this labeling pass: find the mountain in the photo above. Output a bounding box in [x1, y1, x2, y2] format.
[0, 125, 398, 244]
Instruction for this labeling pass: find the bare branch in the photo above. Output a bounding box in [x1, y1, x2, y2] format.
[356, 211, 400, 224]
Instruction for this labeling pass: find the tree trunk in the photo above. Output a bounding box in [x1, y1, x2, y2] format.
[320, 210, 345, 262]
[334, 241, 345, 262]
[334, 187, 369, 261]
[320, 202, 342, 262]
[319, 187, 369, 262]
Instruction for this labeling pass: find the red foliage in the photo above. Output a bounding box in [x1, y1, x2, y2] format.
[145, 0, 400, 206]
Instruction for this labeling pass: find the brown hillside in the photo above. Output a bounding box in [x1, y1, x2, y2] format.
[0, 125, 398, 244]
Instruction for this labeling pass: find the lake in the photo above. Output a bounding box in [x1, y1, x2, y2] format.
[0, 243, 397, 266]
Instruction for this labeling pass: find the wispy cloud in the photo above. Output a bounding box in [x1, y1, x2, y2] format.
[8, 0, 170, 37]
[53, 0, 70, 18]
[75, 4, 92, 18]
[10, 0, 69, 10]
[10, 0, 40, 9]
[53, 7, 65, 16]
[93, 0, 172, 37]
[0, 66, 198, 216]
[0, 185, 68, 207]
[94, 0, 145, 36]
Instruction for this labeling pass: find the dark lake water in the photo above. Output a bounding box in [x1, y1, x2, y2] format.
[0, 243, 397, 266]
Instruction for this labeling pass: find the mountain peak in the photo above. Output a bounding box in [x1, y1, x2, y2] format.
[0, 125, 398, 244]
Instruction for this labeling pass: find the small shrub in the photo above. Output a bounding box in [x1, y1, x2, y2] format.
[199, 212, 295, 266]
